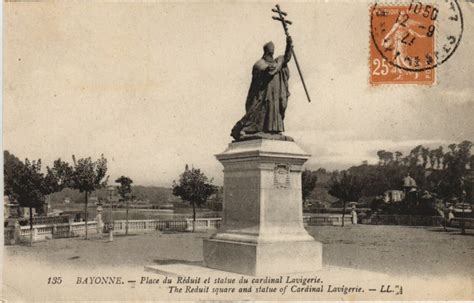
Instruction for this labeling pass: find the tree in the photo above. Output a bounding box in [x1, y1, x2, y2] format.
[3, 151, 68, 244]
[302, 169, 318, 203]
[328, 171, 363, 227]
[4, 157, 45, 243]
[394, 151, 403, 165]
[4, 151, 24, 214]
[431, 141, 471, 201]
[421, 147, 430, 169]
[408, 145, 423, 167]
[69, 155, 108, 239]
[377, 150, 394, 166]
[434, 146, 444, 169]
[115, 176, 133, 235]
[428, 149, 437, 169]
[172, 165, 217, 232]
[377, 150, 386, 166]
[44, 158, 73, 194]
[385, 151, 394, 165]
[447, 141, 471, 198]
[457, 141, 472, 167]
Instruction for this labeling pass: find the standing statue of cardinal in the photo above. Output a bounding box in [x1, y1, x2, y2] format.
[231, 36, 293, 141]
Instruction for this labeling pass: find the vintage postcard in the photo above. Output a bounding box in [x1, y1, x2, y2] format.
[2, 1, 473, 301]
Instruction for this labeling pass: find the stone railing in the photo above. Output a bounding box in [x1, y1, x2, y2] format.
[450, 217, 474, 229]
[5, 221, 98, 245]
[303, 214, 353, 226]
[29, 215, 69, 226]
[106, 219, 185, 233]
[107, 218, 222, 234]
[185, 218, 221, 231]
[367, 215, 443, 226]
[5, 218, 222, 245]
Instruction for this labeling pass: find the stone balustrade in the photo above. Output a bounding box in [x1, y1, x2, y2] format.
[450, 217, 474, 229]
[109, 218, 221, 234]
[4, 218, 223, 245]
[303, 214, 353, 226]
[4, 221, 99, 244]
[368, 215, 443, 226]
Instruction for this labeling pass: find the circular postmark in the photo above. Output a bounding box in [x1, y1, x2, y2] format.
[370, 0, 463, 72]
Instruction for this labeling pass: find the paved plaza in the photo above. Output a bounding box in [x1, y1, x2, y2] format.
[3, 225, 473, 300]
[5, 225, 473, 275]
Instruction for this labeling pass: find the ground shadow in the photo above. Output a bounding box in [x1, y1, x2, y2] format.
[153, 259, 203, 266]
[160, 231, 185, 234]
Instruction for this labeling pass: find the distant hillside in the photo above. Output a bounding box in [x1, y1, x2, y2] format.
[132, 186, 180, 204]
[48, 169, 335, 207]
[49, 186, 180, 205]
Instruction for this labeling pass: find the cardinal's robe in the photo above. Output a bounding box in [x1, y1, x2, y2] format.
[231, 45, 291, 140]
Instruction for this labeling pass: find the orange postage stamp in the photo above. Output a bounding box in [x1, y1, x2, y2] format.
[369, 0, 463, 85]
[370, 4, 436, 85]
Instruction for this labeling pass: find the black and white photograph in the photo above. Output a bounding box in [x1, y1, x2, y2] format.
[2, 1, 473, 301]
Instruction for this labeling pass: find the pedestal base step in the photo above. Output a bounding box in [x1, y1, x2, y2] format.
[203, 238, 322, 276]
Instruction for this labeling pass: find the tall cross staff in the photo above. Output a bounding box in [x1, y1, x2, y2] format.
[272, 4, 312, 103]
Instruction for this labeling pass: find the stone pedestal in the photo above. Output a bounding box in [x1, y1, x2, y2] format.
[203, 139, 322, 276]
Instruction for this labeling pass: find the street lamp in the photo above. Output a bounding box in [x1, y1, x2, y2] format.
[107, 185, 115, 242]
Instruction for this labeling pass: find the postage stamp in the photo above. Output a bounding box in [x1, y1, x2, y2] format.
[369, 0, 464, 85]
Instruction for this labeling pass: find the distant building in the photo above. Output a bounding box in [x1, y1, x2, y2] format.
[403, 174, 417, 187]
[383, 190, 405, 203]
[402, 173, 417, 194]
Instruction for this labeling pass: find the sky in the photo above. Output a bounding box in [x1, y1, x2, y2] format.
[4, 2, 474, 186]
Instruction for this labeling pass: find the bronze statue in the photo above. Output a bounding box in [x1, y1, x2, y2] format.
[231, 36, 293, 141]
[231, 5, 311, 141]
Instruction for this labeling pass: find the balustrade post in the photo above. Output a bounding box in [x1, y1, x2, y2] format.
[8, 219, 20, 245]
[68, 216, 74, 237]
[13, 222, 20, 245]
[32, 227, 38, 242]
